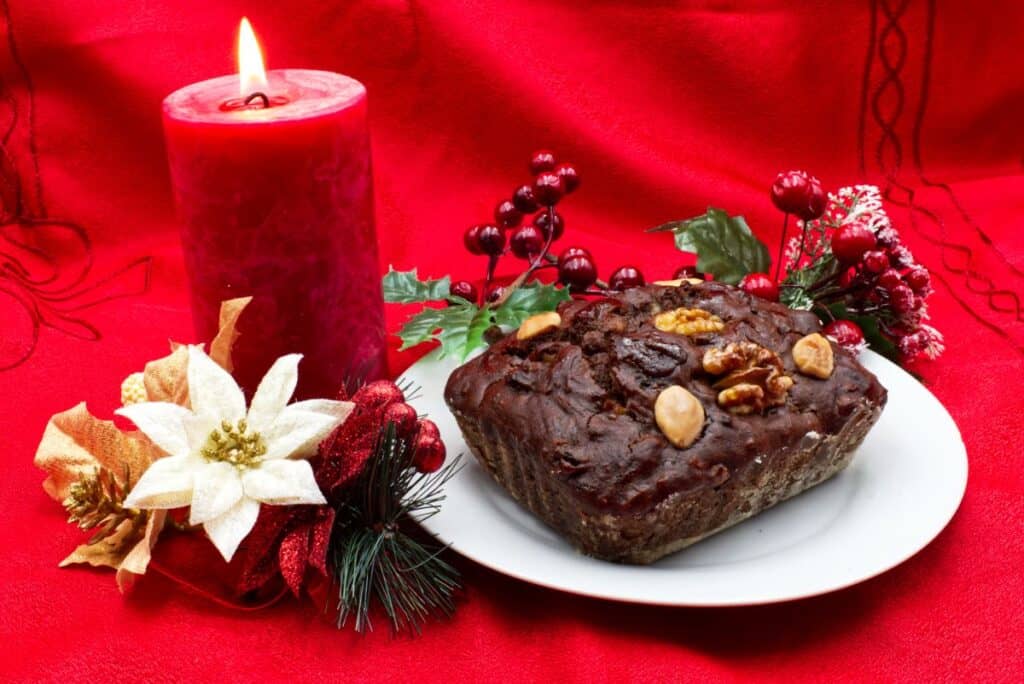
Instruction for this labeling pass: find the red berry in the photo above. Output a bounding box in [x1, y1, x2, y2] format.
[463, 225, 485, 255]
[739, 273, 779, 302]
[510, 225, 545, 259]
[559, 254, 597, 291]
[557, 246, 591, 269]
[609, 266, 644, 290]
[878, 268, 902, 290]
[512, 184, 539, 213]
[486, 285, 506, 303]
[449, 280, 478, 303]
[529, 150, 557, 175]
[905, 267, 930, 293]
[533, 172, 564, 206]
[862, 250, 889, 274]
[355, 380, 404, 409]
[382, 402, 418, 439]
[673, 265, 703, 280]
[770, 171, 827, 222]
[495, 200, 523, 228]
[831, 221, 877, 264]
[838, 266, 857, 289]
[412, 419, 446, 473]
[801, 176, 826, 222]
[534, 210, 564, 240]
[890, 284, 916, 313]
[554, 163, 580, 193]
[770, 171, 809, 214]
[477, 224, 505, 256]
[823, 319, 865, 350]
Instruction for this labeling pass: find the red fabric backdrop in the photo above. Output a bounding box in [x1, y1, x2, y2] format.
[2, 0, 1023, 680]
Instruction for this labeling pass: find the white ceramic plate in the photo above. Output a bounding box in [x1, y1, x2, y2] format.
[403, 349, 967, 606]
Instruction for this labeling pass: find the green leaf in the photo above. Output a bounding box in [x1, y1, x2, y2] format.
[651, 208, 771, 285]
[396, 307, 450, 350]
[493, 281, 571, 329]
[436, 305, 494, 360]
[395, 301, 495, 360]
[382, 268, 451, 304]
[780, 255, 839, 310]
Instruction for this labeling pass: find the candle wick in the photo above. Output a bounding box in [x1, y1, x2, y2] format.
[243, 92, 271, 108]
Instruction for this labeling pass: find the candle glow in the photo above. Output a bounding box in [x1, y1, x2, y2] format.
[238, 18, 268, 97]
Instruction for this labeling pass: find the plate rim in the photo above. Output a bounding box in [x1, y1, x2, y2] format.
[404, 348, 968, 607]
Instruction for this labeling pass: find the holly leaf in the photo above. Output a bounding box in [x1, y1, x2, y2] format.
[437, 304, 494, 360]
[396, 301, 494, 360]
[493, 281, 571, 329]
[650, 207, 771, 284]
[383, 268, 451, 304]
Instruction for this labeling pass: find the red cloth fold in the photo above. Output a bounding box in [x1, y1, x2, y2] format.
[1, 1, 1022, 680]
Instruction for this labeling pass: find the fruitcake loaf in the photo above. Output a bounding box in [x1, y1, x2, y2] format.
[443, 281, 887, 564]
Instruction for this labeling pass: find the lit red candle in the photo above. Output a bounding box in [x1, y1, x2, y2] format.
[162, 18, 386, 398]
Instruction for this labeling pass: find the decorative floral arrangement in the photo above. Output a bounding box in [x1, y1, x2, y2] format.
[34, 297, 459, 633]
[387, 154, 942, 367]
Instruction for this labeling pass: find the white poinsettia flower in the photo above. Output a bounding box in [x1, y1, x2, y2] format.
[118, 346, 352, 562]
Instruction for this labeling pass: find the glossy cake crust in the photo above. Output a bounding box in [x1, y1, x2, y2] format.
[444, 282, 887, 564]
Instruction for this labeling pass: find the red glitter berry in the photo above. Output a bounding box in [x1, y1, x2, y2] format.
[382, 402, 418, 439]
[609, 266, 645, 290]
[477, 224, 506, 256]
[823, 319, 865, 350]
[533, 172, 565, 206]
[412, 419, 446, 473]
[495, 199, 523, 228]
[554, 163, 580, 193]
[449, 280, 478, 303]
[512, 184, 540, 213]
[529, 150, 558, 175]
[740, 273, 779, 301]
[510, 225, 545, 259]
[534, 210, 564, 240]
[463, 225, 485, 255]
[356, 380, 405, 409]
[831, 221, 877, 264]
[862, 250, 889, 274]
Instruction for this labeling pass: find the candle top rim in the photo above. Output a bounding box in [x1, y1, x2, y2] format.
[163, 69, 365, 125]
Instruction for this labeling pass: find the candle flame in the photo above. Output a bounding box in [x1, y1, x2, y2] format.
[238, 18, 268, 97]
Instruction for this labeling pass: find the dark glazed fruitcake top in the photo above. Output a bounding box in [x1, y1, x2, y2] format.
[444, 282, 887, 514]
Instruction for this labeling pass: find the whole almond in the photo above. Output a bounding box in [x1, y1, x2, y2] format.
[654, 385, 706, 448]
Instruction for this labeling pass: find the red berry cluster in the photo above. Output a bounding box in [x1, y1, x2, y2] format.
[319, 380, 446, 483]
[455, 151, 650, 302]
[770, 170, 827, 222]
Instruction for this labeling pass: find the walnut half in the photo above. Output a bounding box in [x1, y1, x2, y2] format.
[702, 341, 793, 413]
[653, 307, 725, 336]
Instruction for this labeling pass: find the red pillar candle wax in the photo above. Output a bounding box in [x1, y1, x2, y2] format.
[162, 24, 385, 398]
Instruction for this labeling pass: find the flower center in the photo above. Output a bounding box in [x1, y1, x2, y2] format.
[201, 419, 267, 470]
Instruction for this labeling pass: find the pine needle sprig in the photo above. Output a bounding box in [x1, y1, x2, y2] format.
[330, 422, 461, 634]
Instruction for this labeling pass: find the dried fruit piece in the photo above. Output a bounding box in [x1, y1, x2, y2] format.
[654, 385, 705, 448]
[702, 341, 793, 413]
[653, 307, 725, 336]
[516, 311, 562, 341]
[792, 333, 834, 379]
